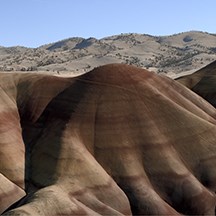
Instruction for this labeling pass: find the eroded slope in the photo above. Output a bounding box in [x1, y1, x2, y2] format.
[177, 60, 216, 107]
[1, 64, 216, 215]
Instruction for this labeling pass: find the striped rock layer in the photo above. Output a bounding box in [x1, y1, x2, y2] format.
[177, 60, 216, 107]
[1, 63, 216, 215]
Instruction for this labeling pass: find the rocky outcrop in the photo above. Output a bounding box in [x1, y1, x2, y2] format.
[1, 64, 216, 215]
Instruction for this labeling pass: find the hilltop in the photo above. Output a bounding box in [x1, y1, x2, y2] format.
[0, 31, 216, 75]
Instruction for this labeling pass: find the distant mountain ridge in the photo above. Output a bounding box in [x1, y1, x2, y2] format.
[0, 31, 216, 75]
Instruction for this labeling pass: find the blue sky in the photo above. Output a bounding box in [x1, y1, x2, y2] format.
[1, 0, 216, 47]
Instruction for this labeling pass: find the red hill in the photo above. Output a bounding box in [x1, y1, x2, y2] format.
[1, 64, 216, 215]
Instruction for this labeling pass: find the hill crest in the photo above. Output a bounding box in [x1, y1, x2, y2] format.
[0, 31, 216, 75]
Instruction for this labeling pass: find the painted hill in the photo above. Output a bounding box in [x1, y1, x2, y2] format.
[1, 64, 216, 215]
[0, 31, 216, 76]
[177, 60, 216, 107]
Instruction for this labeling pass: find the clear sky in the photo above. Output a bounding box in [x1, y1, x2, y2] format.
[1, 0, 216, 47]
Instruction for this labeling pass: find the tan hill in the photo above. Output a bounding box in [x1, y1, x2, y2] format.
[1, 64, 216, 215]
[177, 60, 216, 107]
[0, 31, 216, 75]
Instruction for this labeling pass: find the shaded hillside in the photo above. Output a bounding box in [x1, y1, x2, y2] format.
[1, 64, 216, 215]
[177, 60, 216, 106]
[0, 31, 216, 75]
